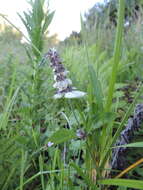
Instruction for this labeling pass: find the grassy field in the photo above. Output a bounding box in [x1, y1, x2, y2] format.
[0, 0, 143, 189]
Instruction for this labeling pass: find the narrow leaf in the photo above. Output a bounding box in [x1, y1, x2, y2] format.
[113, 141, 143, 148]
[48, 129, 76, 144]
[70, 162, 99, 189]
[88, 64, 104, 110]
[42, 11, 55, 33]
[99, 179, 143, 189]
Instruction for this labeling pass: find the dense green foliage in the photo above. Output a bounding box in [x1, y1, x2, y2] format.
[0, 0, 143, 189]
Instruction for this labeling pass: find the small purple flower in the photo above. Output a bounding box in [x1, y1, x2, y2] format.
[76, 129, 86, 139]
[47, 141, 54, 147]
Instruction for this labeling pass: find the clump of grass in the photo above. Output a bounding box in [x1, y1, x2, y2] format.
[1, 0, 143, 189]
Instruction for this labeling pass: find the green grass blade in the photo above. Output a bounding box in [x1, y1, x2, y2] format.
[39, 154, 45, 190]
[105, 0, 125, 112]
[70, 162, 99, 190]
[100, 83, 143, 168]
[99, 179, 143, 189]
[2, 167, 16, 190]
[113, 141, 143, 148]
[88, 64, 104, 111]
[0, 86, 20, 130]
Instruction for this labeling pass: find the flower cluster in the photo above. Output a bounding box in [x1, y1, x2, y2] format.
[47, 48, 86, 99]
[111, 104, 143, 171]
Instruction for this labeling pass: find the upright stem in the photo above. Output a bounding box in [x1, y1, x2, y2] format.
[105, 0, 125, 112]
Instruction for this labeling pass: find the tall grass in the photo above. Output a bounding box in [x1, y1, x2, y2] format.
[0, 0, 143, 189]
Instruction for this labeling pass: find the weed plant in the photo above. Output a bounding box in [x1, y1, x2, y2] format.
[0, 0, 143, 190]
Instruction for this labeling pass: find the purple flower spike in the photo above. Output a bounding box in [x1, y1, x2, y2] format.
[46, 48, 86, 99]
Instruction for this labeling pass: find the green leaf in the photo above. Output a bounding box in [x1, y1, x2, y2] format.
[33, 0, 44, 25]
[99, 179, 143, 189]
[42, 11, 55, 33]
[100, 83, 143, 168]
[17, 13, 31, 34]
[0, 86, 20, 130]
[113, 141, 143, 148]
[88, 64, 104, 110]
[48, 129, 76, 144]
[70, 162, 99, 190]
[105, 0, 125, 112]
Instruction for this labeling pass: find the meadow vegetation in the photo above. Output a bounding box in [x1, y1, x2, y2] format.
[0, 0, 143, 189]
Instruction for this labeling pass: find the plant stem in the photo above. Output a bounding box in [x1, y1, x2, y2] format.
[115, 158, 143, 178]
[100, 82, 143, 169]
[67, 99, 80, 127]
[105, 0, 125, 112]
[0, 14, 41, 57]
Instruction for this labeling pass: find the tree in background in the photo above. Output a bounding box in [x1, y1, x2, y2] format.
[84, 0, 143, 30]
[61, 0, 143, 48]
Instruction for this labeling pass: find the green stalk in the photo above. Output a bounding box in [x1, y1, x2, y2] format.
[0, 14, 41, 57]
[105, 0, 125, 112]
[39, 154, 45, 190]
[20, 150, 25, 190]
[100, 83, 143, 169]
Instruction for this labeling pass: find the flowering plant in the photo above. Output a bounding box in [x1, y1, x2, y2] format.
[47, 48, 86, 99]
